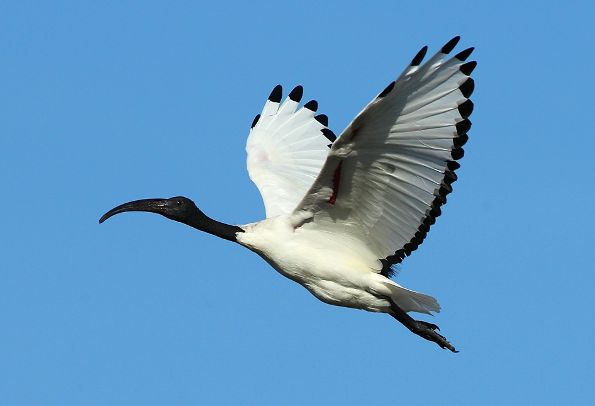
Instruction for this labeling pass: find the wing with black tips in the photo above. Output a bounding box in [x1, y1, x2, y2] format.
[294, 37, 477, 276]
[246, 85, 336, 218]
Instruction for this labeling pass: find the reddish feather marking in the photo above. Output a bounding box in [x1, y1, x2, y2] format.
[328, 161, 343, 205]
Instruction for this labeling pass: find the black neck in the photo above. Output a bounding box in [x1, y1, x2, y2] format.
[184, 212, 243, 242]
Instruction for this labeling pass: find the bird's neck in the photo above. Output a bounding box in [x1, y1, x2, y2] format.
[184, 211, 243, 242]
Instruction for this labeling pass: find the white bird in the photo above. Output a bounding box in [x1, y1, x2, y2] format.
[100, 36, 476, 352]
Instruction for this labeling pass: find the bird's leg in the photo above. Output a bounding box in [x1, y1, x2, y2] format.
[389, 303, 458, 353]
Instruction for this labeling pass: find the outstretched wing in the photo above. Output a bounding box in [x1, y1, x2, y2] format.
[246, 85, 336, 218]
[294, 37, 476, 276]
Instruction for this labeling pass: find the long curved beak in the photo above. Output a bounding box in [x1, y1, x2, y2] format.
[99, 198, 169, 223]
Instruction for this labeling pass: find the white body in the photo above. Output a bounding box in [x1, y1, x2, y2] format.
[238, 215, 439, 314]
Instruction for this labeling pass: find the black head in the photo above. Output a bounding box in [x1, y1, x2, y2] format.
[99, 196, 203, 224]
[100, 195, 243, 242]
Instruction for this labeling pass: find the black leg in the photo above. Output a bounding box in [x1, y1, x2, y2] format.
[390, 302, 458, 353]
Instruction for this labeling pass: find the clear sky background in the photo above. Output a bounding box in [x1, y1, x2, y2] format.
[1, 1, 594, 405]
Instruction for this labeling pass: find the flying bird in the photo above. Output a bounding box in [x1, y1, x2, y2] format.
[100, 36, 476, 352]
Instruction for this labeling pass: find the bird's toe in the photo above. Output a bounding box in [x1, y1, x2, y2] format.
[417, 320, 440, 331]
[414, 321, 457, 353]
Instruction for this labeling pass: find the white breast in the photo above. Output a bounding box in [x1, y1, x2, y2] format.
[237, 216, 393, 312]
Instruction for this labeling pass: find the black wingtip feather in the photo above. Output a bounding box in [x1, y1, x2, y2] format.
[456, 119, 472, 135]
[441, 36, 460, 54]
[454, 134, 469, 148]
[451, 148, 465, 160]
[304, 100, 318, 111]
[288, 85, 303, 102]
[432, 193, 447, 205]
[458, 99, 474, 118]
[455, 47, 474, 61]
[460, 61, 477, 75]
[268, 85, 282, 102]
[447, 160, 461, 171]
[315, 114, 328, 126]
[251, 114, 260, 129]
[459, 78, 475, 98]
[380, 259, 397, 278]
[394, 249, 405, 260]
[321, 128, 336, 142]
[444, 171, 458, 184]
[378, 81, 395, 98]
[410, 46, 428, 66]
[440, 183, 453, 195]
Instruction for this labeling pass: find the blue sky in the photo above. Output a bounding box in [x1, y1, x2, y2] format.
[1, 1, 594, 404]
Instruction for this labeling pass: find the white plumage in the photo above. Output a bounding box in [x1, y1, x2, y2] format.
[238, 217, 439, 314]
[101, 36, 476, 352]
[246, 87, 330, 218]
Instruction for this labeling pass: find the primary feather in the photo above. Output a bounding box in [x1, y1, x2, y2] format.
[246, 85, 333, 218]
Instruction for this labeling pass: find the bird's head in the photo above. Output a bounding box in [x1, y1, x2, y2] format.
[99, 196, 203, 225]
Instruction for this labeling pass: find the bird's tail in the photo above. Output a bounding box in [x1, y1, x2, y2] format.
[382, 280, 441, 315]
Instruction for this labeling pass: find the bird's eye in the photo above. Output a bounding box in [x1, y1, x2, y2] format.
[176, 200, 182, 206]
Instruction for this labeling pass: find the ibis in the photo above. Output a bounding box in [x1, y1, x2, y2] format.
[100, 36, 476, 352]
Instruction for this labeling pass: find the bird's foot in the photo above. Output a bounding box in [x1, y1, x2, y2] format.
[416, 320, 439, 331]
[412, 320, 458, 353]
[389, 304, 458, 352]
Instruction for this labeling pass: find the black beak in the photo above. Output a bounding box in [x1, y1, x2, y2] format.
[99, 198, 169, 224]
